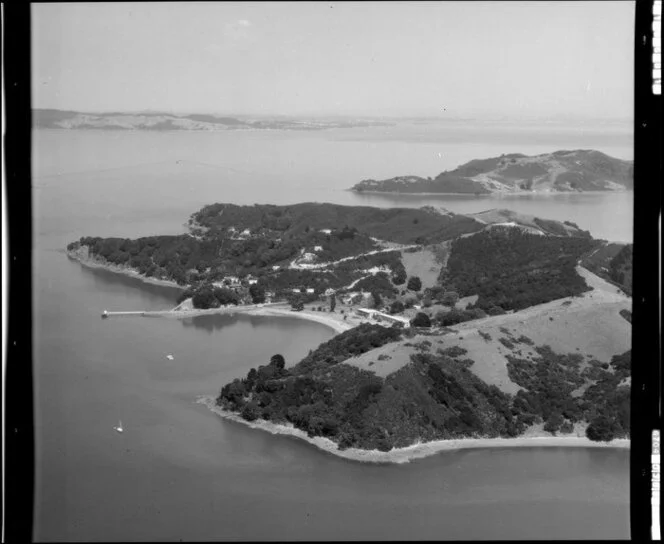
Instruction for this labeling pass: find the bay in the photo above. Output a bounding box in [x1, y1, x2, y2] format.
[32, 124, 631, 541]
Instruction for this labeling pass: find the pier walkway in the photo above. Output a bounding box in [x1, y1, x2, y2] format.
[101, 302, 289, 319]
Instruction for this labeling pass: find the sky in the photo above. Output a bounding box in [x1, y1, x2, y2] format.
[31, 1, 635, 120]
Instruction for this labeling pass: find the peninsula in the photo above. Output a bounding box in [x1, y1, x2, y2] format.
[67, 201, 631, 459]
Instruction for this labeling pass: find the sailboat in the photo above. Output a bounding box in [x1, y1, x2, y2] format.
[114, 420, 124, 433]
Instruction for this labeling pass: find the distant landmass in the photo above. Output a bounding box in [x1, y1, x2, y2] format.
[32, 109, 393, 131]
[351, 150, 633, 194]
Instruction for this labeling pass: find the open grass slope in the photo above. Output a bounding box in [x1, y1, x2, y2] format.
[346, 266, 630, 395]
[399, 247, 442, 290]
[468, 208, 589, 237]
[351, 150, 633, 194]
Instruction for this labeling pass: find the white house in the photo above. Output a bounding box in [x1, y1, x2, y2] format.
[319, 229, 332, 235]
[324, 288, 336, 297]
[305, 288, 315, 294]
[355, 308, 410, 328]
[313, 245, 323, 252]
[272, 265, 281, 271]
[248, 279, 259, 285]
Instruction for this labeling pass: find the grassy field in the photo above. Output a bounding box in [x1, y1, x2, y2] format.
[400, 247, 442, 289]
[344, 266, 631, 397]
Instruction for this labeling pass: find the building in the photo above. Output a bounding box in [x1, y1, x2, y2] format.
[306, 288, 315, 294]
[319, 229, 332, 235]
[355, 308, 410, 328]
[324, 288, 336, 297]
[313, 245, 323, 252]
[272, 265, 281, 271]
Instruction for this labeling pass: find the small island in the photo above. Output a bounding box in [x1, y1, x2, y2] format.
[350, 149, 633, 194]
[66, 201, 632, 461]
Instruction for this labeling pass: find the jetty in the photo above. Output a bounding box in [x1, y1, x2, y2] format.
[100, 302, 288, 319]
[101, 310, 176, 318]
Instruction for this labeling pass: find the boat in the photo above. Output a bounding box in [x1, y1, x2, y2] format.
[114, 420, 123, 433]
[166, 354, 174, 361]
[101, 310, 109, 319]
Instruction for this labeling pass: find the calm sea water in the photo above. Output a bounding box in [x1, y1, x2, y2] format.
[32, 125, 630, 541]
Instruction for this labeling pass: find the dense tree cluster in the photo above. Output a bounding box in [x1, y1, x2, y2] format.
[434, 307, 487, 327]
[190, 202, 485, 245]
[506, 345, 631, 440]
[407, 276, 422, 292]
[353, 272, 397, 298]
[410, 312, 432, 327]
[440, 228, 597, 312]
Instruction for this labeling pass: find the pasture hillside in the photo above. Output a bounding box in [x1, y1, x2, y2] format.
[346, 266, 630, 396]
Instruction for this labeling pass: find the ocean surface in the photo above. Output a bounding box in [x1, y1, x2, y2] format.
[32, 124, 631, 541]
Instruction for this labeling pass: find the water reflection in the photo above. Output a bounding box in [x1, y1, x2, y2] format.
[80, 261, 183, 302]
[180, 313, 239, 333]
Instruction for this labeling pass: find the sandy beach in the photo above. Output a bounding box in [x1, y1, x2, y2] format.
[197, 396, 629, 465]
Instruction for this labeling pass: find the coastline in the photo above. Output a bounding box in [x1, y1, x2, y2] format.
[67, 249, 183, 290]
[67, 248, 358, 333]
[349, 188, 632, 197]
[166, 305, 353, 334]
[197, 396, 630, 465]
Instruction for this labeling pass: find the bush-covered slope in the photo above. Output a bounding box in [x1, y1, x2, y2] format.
[190, 202, 484, 245]
[216, 322, 631, 450]
[439, 227, 599, 312]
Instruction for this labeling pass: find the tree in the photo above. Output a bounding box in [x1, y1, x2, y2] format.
[389, 300, 405, 314]
[329, 294, 336, 312]
[392, 271, 407, 286]
[407, 276, 422, 292]
[543, 412, 564, 435]
[249, 283, 266, 304]
[213, 287, 240, 306]
[290, 299, 304, 311]
[241, 402, 261, 422]
[411, 312, 431, 328]
[586, 416, 617, 442]
[192, 285, 220, 309]
[270, 354, 286, 370]
[441, 291, 460, 307]
[371, 291, 382, 308]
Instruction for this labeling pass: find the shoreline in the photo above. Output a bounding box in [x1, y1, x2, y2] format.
[350, 188, 633, 197]
[67, 248, 356, 333]
[67, 249, 183, 290]
[197, 396, 629, 465]
[164, 305, 353, 334]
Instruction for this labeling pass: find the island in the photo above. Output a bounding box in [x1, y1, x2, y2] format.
[350, 150, 633, 194]
[66, 201, 631, 461]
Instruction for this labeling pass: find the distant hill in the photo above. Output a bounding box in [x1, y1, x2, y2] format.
[351, 150, 633, 194]
[32, 109, 392, 131]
